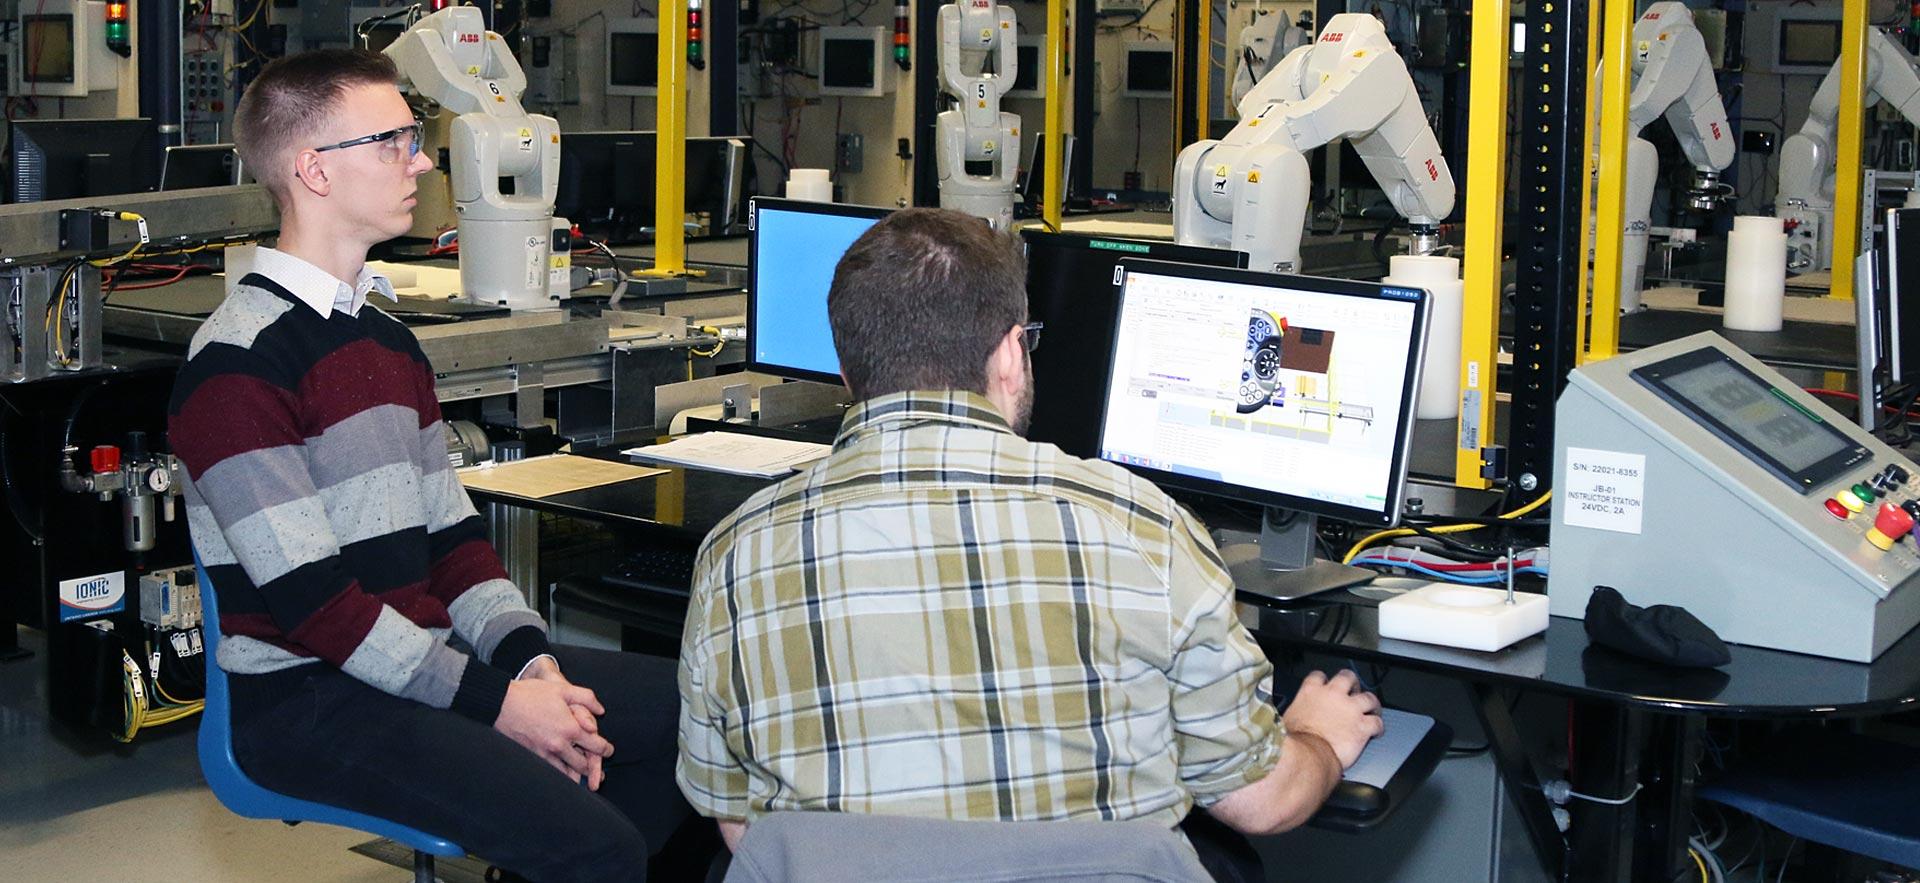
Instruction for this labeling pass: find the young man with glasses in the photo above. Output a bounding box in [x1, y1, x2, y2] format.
[678, 209, 1384, 881]
[169, 50, 688, 882]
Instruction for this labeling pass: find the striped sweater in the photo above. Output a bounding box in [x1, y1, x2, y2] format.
[169, 272, 549, 723]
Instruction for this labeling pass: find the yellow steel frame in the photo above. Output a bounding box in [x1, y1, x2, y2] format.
[1573, 0, 1603, 365]
[642, 0, 690, 277]
[1829, 4, 1868, 301]
[1042, 0, 1066, 232]
[1455, 0, 1510, 490]
[1587, 0, 1635, 360]
[1195, 0, 1210, 143]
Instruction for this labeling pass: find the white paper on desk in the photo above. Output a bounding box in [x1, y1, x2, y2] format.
[622, 432, 830, 478]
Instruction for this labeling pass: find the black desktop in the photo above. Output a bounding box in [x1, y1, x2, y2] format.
[159, 143, 242, 190]
[554, 132, 744, 243]
[1018, 132, 1079, 211]
[1021, 231, 1246, 458]
[7, 117, 160, 203]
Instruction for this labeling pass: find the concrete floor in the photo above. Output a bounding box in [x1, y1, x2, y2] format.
[0, 627, 400, 882]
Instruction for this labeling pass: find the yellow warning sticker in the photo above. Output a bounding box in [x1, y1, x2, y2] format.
[1247, 170, 1261, 183]
[519, 127, 533, 138]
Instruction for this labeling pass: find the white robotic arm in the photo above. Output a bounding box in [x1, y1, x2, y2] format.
[1174, 13, 1453, 273]
[387, 6, 564, 310]
[1590, 2, 1734, 310]
[935, 0, 1020, 229]
[1229, 12, 1310, 108]
[1777, 28, 1920, 270]
[1625, 4, 1736, 178]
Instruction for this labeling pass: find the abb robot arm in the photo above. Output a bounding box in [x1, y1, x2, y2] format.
[935, 0, 1020, 230]
[1590, 1, 1734, 310]
[387, 6, 564, 310]
[1173, 13, 1453, 274]
[1776, 28, 1920, 271]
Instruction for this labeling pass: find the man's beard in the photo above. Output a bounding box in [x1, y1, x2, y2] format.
[1010, 363, 1035, 437]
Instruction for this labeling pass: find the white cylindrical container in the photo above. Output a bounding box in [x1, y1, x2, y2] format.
[1723, 216, 1789, 333]
[1733, 215, 1784, 238]
[1384, 254, 1465, 421]
[786, 168, 833, 202]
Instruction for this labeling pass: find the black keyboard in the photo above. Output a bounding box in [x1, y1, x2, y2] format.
[599, 545, 699, 596]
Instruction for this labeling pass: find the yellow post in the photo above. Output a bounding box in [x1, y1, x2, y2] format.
[1195, 0, 1211, 143]
[646, 0, 690, 276]
[1456, 0, 1509, 491]
[1573, 0, 1604, 364]
[1588, 0, 1636, 359]
[1830, 3, 1869, 301]
[1042, 0, 1066, 232]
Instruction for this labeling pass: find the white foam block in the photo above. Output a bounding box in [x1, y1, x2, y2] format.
[1377, 583, 1549, 652]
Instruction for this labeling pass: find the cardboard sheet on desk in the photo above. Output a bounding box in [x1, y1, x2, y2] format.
[1640, 285, 1855, 326]
[457, 454, 667, 498]
[365, 261, 466, 301]
[1055, 218, 1176, 240]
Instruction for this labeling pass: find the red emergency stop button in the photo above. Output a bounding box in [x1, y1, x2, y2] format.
[1867, 502, 1916, 551]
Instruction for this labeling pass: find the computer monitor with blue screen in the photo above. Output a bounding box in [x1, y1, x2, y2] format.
[1098, 260, 1429, 599]
[745, 198, 893, 384]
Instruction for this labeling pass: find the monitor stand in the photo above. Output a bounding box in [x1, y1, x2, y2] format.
[1218, 507, 1375, 603]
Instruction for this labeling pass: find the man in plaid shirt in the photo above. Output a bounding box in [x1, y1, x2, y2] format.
[677, 209, 1383, 879]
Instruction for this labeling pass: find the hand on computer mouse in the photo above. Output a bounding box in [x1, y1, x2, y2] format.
[1281, 669, 1385, 769]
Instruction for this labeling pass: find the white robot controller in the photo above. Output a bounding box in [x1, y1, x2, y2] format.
[1173, 13, 1454, 274]
[387, 6, 565, 310]
[935, 0, 1020, 230]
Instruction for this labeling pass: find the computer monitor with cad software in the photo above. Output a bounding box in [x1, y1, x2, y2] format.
[1022, 231, 1245, 458]
[746, 197, 894, 385]
[1098, 260, 1428, 599]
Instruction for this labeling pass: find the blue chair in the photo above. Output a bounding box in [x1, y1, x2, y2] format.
[1699, 728, 1920, 874]
[195, 562, 466, 882]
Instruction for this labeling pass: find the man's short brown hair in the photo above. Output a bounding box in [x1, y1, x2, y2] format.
[234, 49, 400, 203]
[827, 208, 1027, 398]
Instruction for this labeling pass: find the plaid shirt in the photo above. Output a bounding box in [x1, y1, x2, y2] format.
[677, 391, 1280, 826]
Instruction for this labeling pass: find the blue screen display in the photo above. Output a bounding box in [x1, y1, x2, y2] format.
[750, 208, 883, 379]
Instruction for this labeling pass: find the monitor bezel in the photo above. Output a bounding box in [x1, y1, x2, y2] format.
[22, 14, 78, 83]
[1096, 259, 1430, 528]
[744, 196, 894, 385]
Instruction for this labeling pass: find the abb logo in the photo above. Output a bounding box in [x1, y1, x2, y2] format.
[1320, 32, 1344, 42]
[1425, 159, 1439, 181]
[1710, 122, 1723, 140]
[1644, 12, 1660, 19]
[457, 32, 481, 43]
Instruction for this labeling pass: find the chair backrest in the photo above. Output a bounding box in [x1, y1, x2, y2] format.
[723, 812, 1214, 883]
[192, 559, 288, 820]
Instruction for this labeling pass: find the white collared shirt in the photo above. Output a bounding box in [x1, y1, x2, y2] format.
[250, 246, 397, 318]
